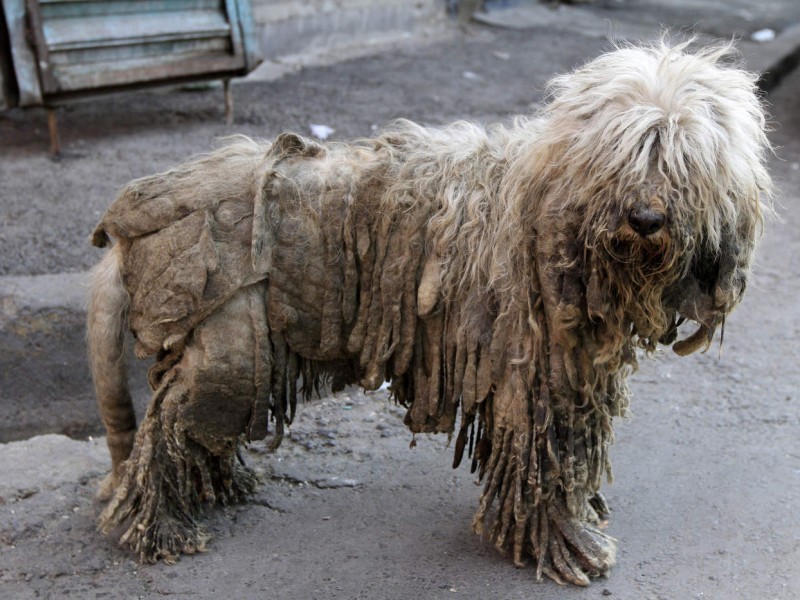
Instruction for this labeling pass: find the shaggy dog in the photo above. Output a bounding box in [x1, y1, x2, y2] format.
[87, 41, 771, 585]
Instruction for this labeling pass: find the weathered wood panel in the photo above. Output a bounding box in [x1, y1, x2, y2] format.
[0, 6, 14, 108]
[2, 0, 44, 105]
[1, 0, 260, 106]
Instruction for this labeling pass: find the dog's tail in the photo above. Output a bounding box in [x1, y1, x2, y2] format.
[87, 244, 137, 497]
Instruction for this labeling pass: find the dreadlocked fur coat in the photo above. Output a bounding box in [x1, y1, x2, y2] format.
[88, 41, 771, 586]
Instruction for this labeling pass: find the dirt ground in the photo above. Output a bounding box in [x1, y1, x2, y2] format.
[0, 2, 799, 599]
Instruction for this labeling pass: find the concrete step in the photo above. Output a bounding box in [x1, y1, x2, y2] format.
[0, 272, 149, 442]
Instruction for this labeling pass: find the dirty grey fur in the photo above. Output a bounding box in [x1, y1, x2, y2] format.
[88, 40, 771, 584]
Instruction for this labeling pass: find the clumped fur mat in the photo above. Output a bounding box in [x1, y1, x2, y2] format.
[88, 40, 771, 585]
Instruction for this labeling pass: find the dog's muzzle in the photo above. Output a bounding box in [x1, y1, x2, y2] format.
[664, 251, 747, 357]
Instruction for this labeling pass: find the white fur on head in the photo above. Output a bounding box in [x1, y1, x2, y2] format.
[494, 39, 772, 354]
[543, 38, 771, 243]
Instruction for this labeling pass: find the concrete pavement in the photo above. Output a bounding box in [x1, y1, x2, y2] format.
[1, 1, 799, 598]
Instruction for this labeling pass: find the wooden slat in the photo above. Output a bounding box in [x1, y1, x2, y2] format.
[47, 52, 244, 93]
[38, 0, 221, 19]
[24, 0, 60, 97]
[47, 36, 231, 66]
[43, 12, 230, 51]
[0, 8, 14, 109]
[1, 0, 43, 105]
[225, 0, 261, 72]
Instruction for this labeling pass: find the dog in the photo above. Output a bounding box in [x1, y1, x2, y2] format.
[87, 40, 771, 585]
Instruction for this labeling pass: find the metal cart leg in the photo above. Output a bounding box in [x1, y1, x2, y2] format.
[47, 108, 61, 155]
[223, 79, 233, 125]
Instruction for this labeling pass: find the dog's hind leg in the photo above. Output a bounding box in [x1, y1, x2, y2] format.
[99, 283, 268, 563]
[87, 245, 137, 500]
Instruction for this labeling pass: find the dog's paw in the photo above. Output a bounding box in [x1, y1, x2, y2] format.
[95, 472, 118, 502]
[589, 491, 611, 524]
[540, 502, 617, 586]
[126, 515, 210, 565]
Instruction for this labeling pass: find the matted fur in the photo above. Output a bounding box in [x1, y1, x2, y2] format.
[88, 40, 771, 585]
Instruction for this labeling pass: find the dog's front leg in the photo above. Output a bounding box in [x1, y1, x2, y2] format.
[470, 362, 617, 586]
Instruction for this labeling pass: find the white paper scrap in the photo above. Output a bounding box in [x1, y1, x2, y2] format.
[310, 124, 335, 140]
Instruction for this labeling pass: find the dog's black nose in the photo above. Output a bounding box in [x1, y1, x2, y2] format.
[628, 207, 665, 236]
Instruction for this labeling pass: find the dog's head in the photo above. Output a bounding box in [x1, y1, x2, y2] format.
[533, 40, 772, 355]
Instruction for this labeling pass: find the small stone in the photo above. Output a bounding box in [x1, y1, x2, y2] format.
[314, 477, 360, 489]
[602, 590, 612, 596]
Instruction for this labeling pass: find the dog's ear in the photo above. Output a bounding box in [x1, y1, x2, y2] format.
[267, 132, 325, 161]
[252, 133, 327, 275]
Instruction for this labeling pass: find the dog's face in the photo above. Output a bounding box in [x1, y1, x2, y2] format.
[539, 42, 772, 354]
[585, 168, 758, 354]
